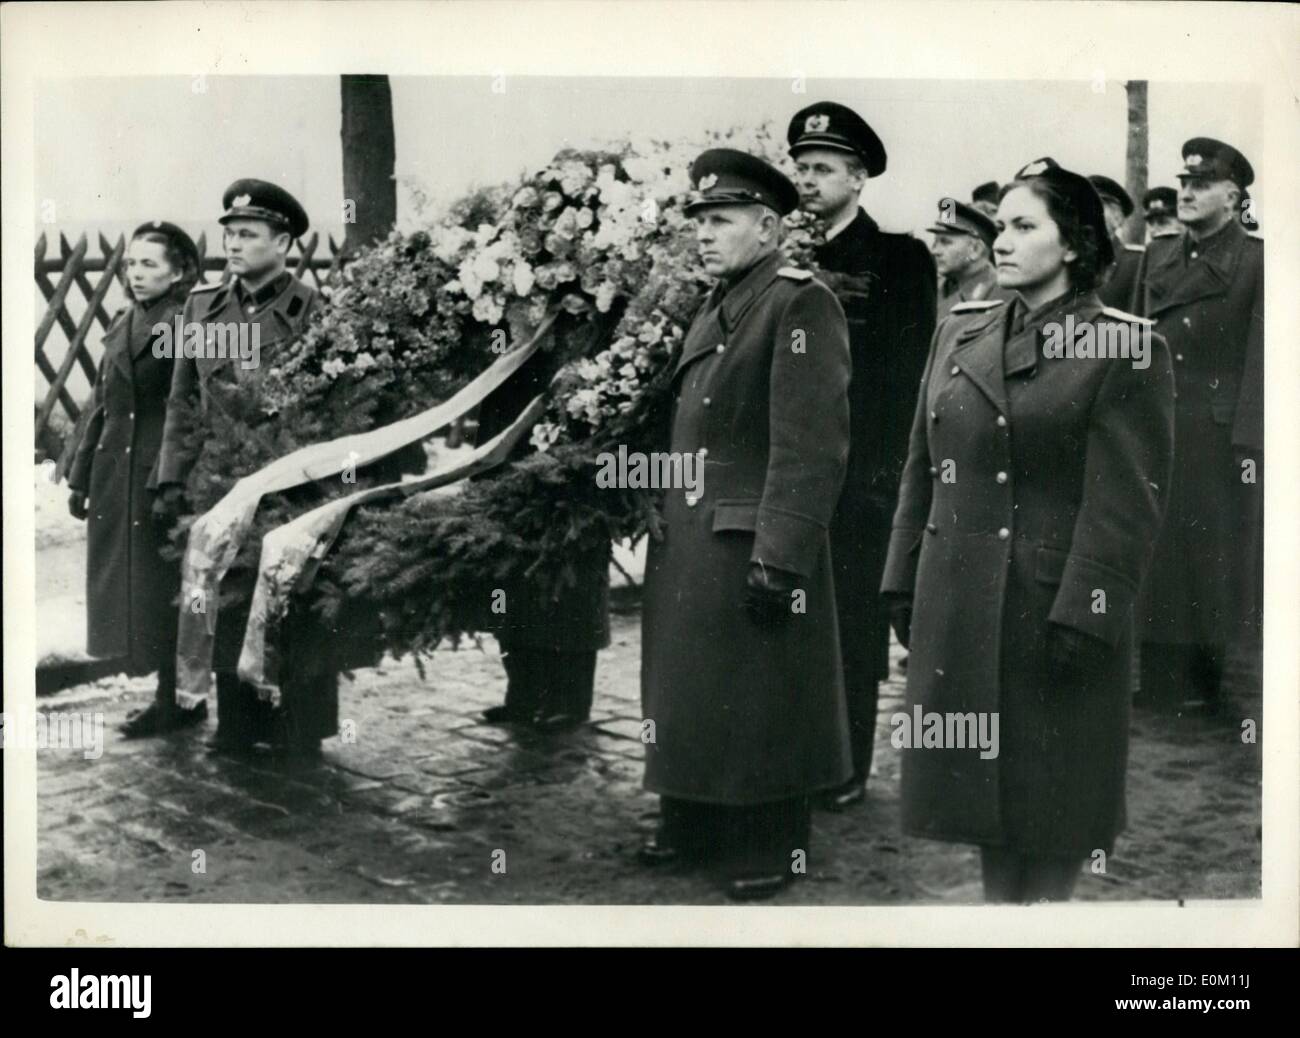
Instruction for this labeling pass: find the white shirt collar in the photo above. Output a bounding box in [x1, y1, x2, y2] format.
[824, 208, 858, 243]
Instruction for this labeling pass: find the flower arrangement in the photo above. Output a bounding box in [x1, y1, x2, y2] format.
[176, 123, 826, 666]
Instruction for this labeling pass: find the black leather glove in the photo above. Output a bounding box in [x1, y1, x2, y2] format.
[885, 595, 913, 650]
[67, 489, 88, 521]
[744, 563, 800, 625]
[1045, 622, 1110, 676]
[151, 484, 186, 525]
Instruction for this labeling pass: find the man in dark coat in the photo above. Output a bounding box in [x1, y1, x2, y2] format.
[639, 148, 853, 900]
[153, 179, 334, 756]
[1091, 174, 1145, 311]
[787, 101, 937, 808]
[1142, 187, 1183, 242]
[927, 197, 1013, 320]
[1132, 138, 1264, 712]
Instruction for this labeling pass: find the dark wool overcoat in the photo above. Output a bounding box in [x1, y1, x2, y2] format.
[881, 292, 1175, 855]
[68, 297, 184, 668]
[1133, 220, 1264, 643]
[641, 250, 854, 806]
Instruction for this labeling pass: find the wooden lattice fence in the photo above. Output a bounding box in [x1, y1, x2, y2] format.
[35, 230, 348, 479]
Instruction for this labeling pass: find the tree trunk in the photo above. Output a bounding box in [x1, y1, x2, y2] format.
[340, 75, 397, 254]
[1124, 81, 1149, 244]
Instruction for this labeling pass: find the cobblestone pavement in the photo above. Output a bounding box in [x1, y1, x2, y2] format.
[35, 609, 1261, 905]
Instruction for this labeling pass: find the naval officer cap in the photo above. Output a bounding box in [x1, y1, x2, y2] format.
[787, 101, 887, 177]
[926, 198, 997, 249]
[1013, 157, 1114, 267]
[1142, 186, 1179, 221]
[1178, 137, 1254, 189]
[684, 149, 800, 217]
[1088, 174, 1134, 217]
[219, 178, 310, 238]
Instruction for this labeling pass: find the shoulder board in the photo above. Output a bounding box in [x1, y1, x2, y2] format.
[1122, 243, 1145, 253]
[1100, 305, 1153, 326]
[1247, 231, 1263, 241]
[777, 266, 813, 281]
[189, 280, 222, 294]
[951, 299, 1005, 314]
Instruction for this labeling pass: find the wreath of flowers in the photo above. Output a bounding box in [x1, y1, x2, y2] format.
[176, 123, 827, 666]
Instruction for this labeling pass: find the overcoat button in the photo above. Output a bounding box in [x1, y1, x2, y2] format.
[928, 466, 938, 476]
[1176, 354, 1184, 362]
[702, 397, 711, 407]
[715, 344, 725, 353]
[996, 415, 1007, 427]
[926, 523, 937, 534]
[1182, 317, 1191, 326]
[930, 410, 938, 422]
[996, 471, 1008, 484]
[950, 365, 960, 376]
[125, 446, 131, 454]
[129, 412, 135, 420]
[698, 447, 709, 459]
[997, 527, 1010, 540]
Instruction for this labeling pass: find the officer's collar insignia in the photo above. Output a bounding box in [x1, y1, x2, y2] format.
[232, 193, 253, 207]
[1020, 160, 1049, 177]
[805, 114, 830, 133]
[698, 173, 719, 191]
[1184, 154, 1202, 168]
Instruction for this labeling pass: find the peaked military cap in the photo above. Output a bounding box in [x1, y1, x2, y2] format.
[1142, 186, 1178, 221]
[1012, 157, 1114, 267]
[926, 198, 997, 249]
[684, 149, 800, 217]
[130, 220, 199, 267]
[219, 178, 310, 238]
[1178, 138, 1254, 189]
[971, 181, 1001, 207]
[787, 101, 887, 177]
[1088, 174, 1134, 217]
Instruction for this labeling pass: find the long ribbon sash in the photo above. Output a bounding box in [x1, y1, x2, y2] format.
[174, 315, 555, 707]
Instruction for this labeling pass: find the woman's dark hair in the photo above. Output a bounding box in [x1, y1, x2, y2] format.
[128, 229, 201, 303]
[998, 178, 1109, 293]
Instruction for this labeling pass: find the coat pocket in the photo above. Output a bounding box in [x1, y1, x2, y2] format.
[1034, 545, 1071, 585]
[712, 498, 760, 533]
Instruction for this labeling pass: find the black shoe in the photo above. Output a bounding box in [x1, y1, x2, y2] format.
[725, 873, 793, 901]
[637, 832, 682, 867]
[533, 711, 586, 733]
[120, 700, 207, 739]
[819, 779, 866, 812]
[481, 704, 537, 726]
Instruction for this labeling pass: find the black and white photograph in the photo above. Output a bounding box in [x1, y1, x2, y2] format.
[4, 0, 1297, 952]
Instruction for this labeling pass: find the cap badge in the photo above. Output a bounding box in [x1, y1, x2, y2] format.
[150, 220, 161, 229]
[232, 193, 252, 207]
[1020, 160, 1048, 177]
[697, 173, 719, 191]
[1185, 154, 1202, 169]
[805, 114, 830, 133]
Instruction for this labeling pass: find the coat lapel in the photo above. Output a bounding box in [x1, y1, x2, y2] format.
[951, 309, 1010, 413]
[673, 251, 783, 379]
[104, 308, 133, 380]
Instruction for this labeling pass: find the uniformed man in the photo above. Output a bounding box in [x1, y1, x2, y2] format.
[788, 101, 937, 809]
[1090, 174, 1145, 311]
[151, 178, 332, 756]
[639, 149, 853, 900]
[970, 180, 1001, 220]
[1142, 186, 1182, 241]
[928, 197, 1010, 319]
[1133, 138, 1263, 714]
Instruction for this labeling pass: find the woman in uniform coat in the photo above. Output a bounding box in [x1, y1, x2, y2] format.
[881, 159, 1176, 902]
[67, 221, 203, 737]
